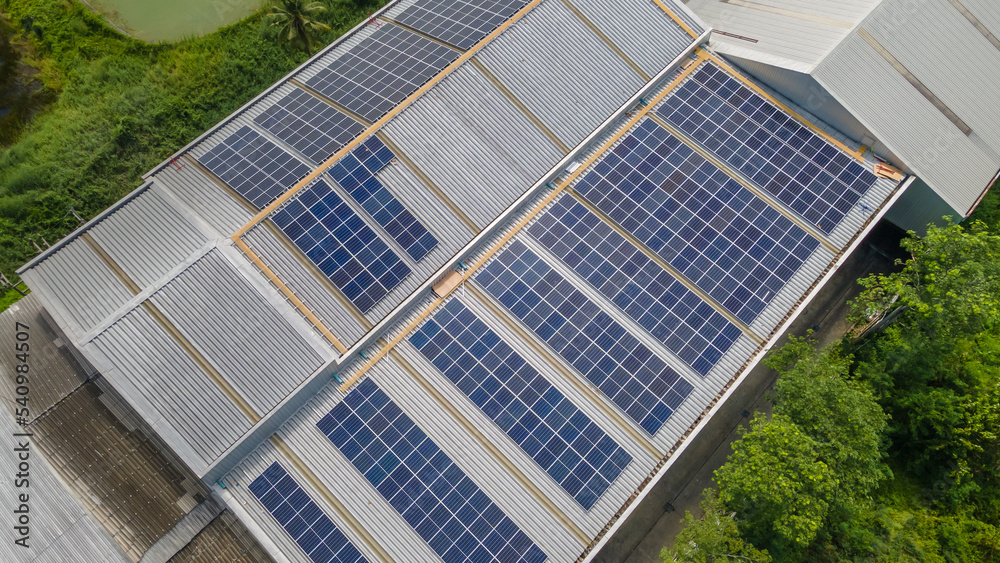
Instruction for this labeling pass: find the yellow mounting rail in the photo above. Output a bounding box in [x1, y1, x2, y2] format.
[337, 53, 712, 393]
[651, 0, 698, 38]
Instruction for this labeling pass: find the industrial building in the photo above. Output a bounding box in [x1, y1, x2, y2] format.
[2, 0, 994, 561]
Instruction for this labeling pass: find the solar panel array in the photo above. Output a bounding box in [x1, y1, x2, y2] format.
[305, 24, 459, 123]
[572, 120, 823, 325]
[410, 299, 632, 510]
[318, 379, 547, 563]
[329, 136, 439, 261]
[198, 126, 311, 210]
[254, 88, 367, 164]
[395, 0, 527, 50]
[477, 241, 694, 435]
[528, 197, 742, 374]
[249, 462, 369, 563]
[271, 180, 410, 313]
[658, 63, 879, 234]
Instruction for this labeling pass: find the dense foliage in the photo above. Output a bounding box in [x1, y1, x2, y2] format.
[664, 220, 1000, 562]
[0, 0, 383, 286]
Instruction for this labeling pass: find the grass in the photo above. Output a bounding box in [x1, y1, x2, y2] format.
[0, 0, 384, 296]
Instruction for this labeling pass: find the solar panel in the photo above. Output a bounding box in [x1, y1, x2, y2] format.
[410, 299, 632, 510]
[270, 180, 411, 313]
[658, 63, 879, 234]
[249, 462, 369, 563]
[395, 0, 527, 50]
[528, 196, 742, 375]
[318, 379, 547, 563]
[572, 119, 823, 326]
[329, 136, 439, 261]
[476, 241, 694, 435]
[305, 24, 459, 122]
[254, 88, 367, 163]
[198, 126, 311, 210]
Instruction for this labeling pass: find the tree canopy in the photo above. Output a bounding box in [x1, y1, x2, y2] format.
[661, 490, 771, 563]
[664, 219, 1000, 562]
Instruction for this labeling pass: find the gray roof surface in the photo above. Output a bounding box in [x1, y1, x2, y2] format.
[686, 0, 880, 71]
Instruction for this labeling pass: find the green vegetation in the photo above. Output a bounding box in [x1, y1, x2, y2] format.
[967, 178, 1000, 232]
[0, 0, 384, 293]
[661, 490, 771, 563]
[663, 221, 1000, 562]
[266, 0, 331, 55]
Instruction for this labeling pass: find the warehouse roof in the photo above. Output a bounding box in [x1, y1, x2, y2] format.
[18, 0, 911, 560]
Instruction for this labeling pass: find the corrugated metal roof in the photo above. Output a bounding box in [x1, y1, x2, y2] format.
[20, 238, 134, 336]
[687, 0, 881, 71]
[151, 164, 253, 235]
[567, 0, 699, 77]
[148, 250, 327, 415]
[0, 407, 130, 563]
[13, 0, 923, 560]
[88, 188, 210, 288]
[474, 0, 647, 147]
[382, 63, 565, 229]
[814, 2, 1000, 215]
[87, 305, 252, 472]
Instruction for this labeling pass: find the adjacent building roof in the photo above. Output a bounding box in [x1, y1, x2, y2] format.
[18, 0, 912, 560]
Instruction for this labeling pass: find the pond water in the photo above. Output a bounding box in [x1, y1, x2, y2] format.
[85, 0, 266, 43]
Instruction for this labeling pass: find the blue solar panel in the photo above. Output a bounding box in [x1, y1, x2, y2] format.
[318, 379, 547, 563]
[570, 119, 823, 325]
[410, 299, 632, 510]
[305, 25, 459, 122]
[528, 197, 743, 374]
[658, 63, 879, 234]
[270, 180, 410, 313]
[254, 88, 367, 163]
[198, 126, 311, 210]
[476, 241, 694, 435]
[249, 462, 368, 563]
[329, 136, 438, 261]
[396, 0, 528, 50]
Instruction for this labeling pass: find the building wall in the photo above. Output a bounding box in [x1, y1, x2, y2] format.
[884, 177, 965, 234]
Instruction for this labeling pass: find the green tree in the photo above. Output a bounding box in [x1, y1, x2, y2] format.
[766, 337, 891, 507]
[714, 414, 837, 555]
[661, 489, 771, 563]
[266, 0, 331, 55]
[851, 220, 1000, 521]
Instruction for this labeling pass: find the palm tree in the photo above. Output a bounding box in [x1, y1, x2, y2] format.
[266, 0, 331, 55]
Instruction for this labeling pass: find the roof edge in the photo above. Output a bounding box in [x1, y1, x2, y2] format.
[16, 181, 153, 275]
